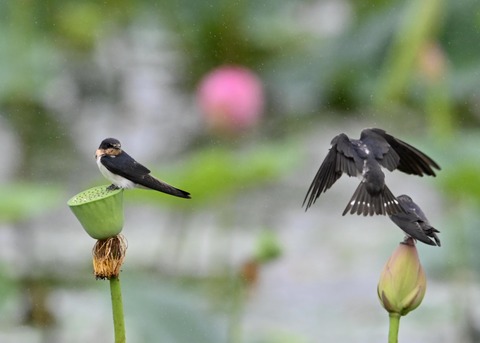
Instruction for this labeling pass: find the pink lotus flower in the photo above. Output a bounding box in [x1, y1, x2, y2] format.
[197, 66, 264, 135]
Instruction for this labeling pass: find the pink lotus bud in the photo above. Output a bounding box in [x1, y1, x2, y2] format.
[197, 66, 264, 135]
[377, 238, 427, 316]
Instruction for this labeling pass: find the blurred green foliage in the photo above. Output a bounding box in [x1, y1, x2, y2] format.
[124, 275, 226, 343]
[0, 0, 479, 341]
[376, 0, 442, 105]
[126, 140, 301, 207]
[0, 183, 62, 223]
[0, 0, 478, 174]
[3, 0, 480, 129]
[253, 229, 282, 264]
[437, 130, 480, 204]
[442, 162, 480, 204]
[0, 266, 17, 312]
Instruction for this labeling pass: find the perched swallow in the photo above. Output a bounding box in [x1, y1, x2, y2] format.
[389, 194, 441, 246]
[95, 138, 191, 199]
[303, 128, 440, 216]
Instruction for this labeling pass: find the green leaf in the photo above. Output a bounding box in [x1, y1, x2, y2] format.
[126, 141, 300, 208]
[0, 183, 63, 223]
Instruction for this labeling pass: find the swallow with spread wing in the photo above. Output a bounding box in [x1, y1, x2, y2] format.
[389, 194, 440, 246]
[95, 138, 190, 199]
[303, 128, 440, 216]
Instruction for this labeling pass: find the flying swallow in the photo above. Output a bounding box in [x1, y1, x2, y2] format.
[303, 128, 440, 216]
[95, 138, 191, 199]
[389, 194, 441, 246]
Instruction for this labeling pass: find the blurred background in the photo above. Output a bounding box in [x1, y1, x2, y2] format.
[0, 0, 479, 342]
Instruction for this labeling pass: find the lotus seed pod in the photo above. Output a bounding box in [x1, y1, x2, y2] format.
[68, 185, 124, 240]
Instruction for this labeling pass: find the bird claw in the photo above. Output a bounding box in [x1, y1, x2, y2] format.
[401, 237, 415, 246]
[107, 184, 120, 191]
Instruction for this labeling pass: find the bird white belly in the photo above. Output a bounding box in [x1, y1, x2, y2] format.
[96, 157, 136, 189]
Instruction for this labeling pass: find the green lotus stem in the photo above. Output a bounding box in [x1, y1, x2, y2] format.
[68, 186, 127, 342]
[425, 68, 454, 139]
[110, 276, 126, 343]
[227, 276, 244, 343]
[375, 0, 442, 106]
[388, 313, 400, 343]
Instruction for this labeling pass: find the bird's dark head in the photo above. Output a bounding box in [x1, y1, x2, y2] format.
[397, 194, 412, 203]
[96, 138, 122, 159]
[99, 138, 121, 150]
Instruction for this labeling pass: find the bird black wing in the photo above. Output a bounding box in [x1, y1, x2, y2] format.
[303, 133, 358, 210]
[101, 151, 151, 179]
[369, 128, 440, 176]
[101, 152, 191, 199]
[389, 196, 441, 246]
[390, 213, 440, 246]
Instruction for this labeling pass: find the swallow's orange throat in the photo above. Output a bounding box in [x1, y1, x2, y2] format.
[95, 148, 121, 159]
[105, 147, 121, 156]
[95, 148, 104, 159]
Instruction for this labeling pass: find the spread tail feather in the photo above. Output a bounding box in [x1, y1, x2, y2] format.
[342, 182, 404, 216]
